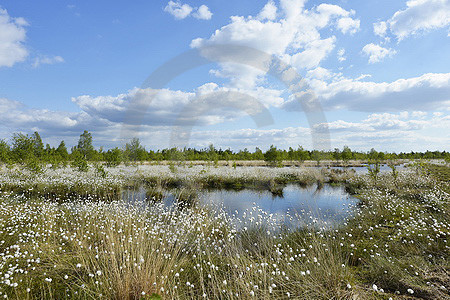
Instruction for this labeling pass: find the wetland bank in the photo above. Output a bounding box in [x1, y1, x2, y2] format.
[0, 162, 448, 299]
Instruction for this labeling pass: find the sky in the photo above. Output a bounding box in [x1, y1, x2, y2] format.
[0, 0, 449, 152]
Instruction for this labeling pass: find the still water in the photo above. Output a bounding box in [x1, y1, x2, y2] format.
[330, 163, 407, 174]
[123, 183, 357, 230]
[198, 184, 357, 229]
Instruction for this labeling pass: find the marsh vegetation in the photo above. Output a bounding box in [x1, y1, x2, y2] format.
[0, 129, 448, 299]
[0, 160, 448, 299]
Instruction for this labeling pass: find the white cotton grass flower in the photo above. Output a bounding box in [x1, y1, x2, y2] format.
[0, 164, 446, 298]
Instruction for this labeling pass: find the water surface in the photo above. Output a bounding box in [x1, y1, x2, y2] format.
[197, 184, 357, 229]
[319, 163, 407, 174]
[122, 183, 357, 230]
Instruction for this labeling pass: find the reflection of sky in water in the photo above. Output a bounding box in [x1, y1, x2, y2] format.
[121, 165, 409, 230]
[198, 184, 357, 230]
[122, 183, 358, 230]
[319, 163, 407, 174]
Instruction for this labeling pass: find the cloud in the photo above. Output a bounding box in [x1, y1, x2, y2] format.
[37, 54, 444, 144]
[188, 126, 312, 149]
[32, 55, 64, 68]
[191, 0, 360, 88]
[337, 17, 360, 34]
[390, 0, 450, 40]
[0, 72, 281, 147]
[0, 85, 281, 148]
[72, 84, 283, 127]
[164, 1, 212, 20]
[337, 48, 346, 62]
[325, 112, 430, 132]
[321, 111, 450, 151]
[164, 1, 193, 20]
[0, 98, 83, 133]
[257, 1, 278, 21]
[303, 72, 450, 112]
[1, 0, 448, 152]
[289, 37, 336, 70]
[373, 21, 387, 37]
[0, 7, 28, 68]
[362, 43, 396, 63]
[193, 5, 212, 20]
[376, 0, 450, 40]
[1, 87, 449, 151]
[306, 67, 333, 80]
[0, 97, 22, 111]
[184, 111, 450, 151]
[354, 74, 372, 81]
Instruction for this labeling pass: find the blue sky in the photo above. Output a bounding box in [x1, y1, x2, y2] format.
[0, 0, 449, 152]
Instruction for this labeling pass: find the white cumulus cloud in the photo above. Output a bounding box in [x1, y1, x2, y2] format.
[257, 1, 278, 21]
[376, 0, 450, 40]
[373, 21, 387, 37]
[164, 1, 193, 20]
[164, 1, 212, 20]
[0, 7, 28, 68]
[362, 43, 397, 63]
[305, 72, 450, 112]
[337, 17, 360, 34]
[193, 5, 212, 20]
[191, 0, 360, 88]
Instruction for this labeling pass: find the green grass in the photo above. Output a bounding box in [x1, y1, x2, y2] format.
[0, 164, 448, 299]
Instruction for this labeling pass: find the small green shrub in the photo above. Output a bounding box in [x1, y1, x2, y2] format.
[25, 157, 43, 173]
[388, 161, 398, 182]
[94, 163, 107, 178]
[367, 160, 380, 182]
[168, 163, 177, 173]
[72, 156, 89, 172]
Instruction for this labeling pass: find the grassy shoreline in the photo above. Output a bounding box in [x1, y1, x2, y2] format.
[0, 164, 448, 299]
[136, 159, 415, 167]
[0, 165, 355, 201]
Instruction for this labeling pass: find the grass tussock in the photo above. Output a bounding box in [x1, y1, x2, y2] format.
[0, 164, 358, 201]
[0, 163, 448, 299]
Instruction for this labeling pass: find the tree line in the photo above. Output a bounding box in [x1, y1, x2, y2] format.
[0, 131, 448, 168]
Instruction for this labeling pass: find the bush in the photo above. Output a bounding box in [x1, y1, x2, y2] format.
[94, 163, 107, 178]
[72, 155, 89, 172]
[264, 145, 283, 166]
[25, 156, 43, 173]
[367, 160, 380, 181]
[105, 148, 122, 167]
